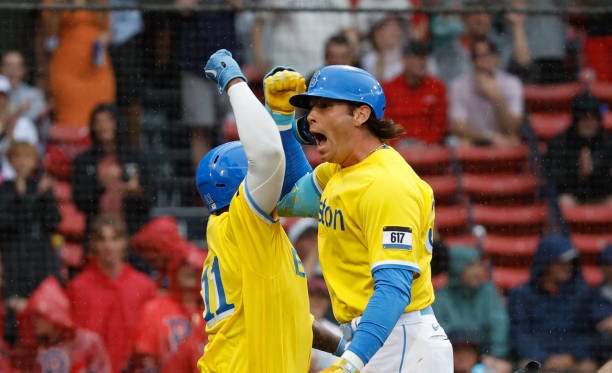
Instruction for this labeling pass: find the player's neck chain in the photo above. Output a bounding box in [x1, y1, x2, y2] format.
[369, 143, 387, 155]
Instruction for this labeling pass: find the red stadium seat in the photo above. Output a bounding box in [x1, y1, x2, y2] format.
[605, 111, 612, 132]
[461, 173, 539, 205]
[482, 234, 539, 267]
[54, 181, 72, 203]
[423, 174, 460, 206]
[398, 145, 451, 176]
[524, 82, 581, 112]
[48, 123, 91, 158]
[561, 203, 612, 234]
[492, 266, 530, 293]
[60, 241, 84, 268]
[528, 113, 571, 141]
[435, 205, 470, 237]
[44, 143, 73, 181]
[583, 265, 604, 287]
[455, 145, 530, 174]
[571, 232, 612, 255]
[591, 82, 612, 106]
[57, 202, 86, 240]
[472, 204, 548, 236]
[444, 235, 477, 248]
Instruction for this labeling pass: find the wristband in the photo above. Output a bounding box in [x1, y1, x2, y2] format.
[334, 336, 347, 357]
[338, 351, 364, 372]
[266, 104, 294, 129]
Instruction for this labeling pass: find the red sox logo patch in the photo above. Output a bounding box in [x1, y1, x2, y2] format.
[164, 317, 192, 352]
[38, 347, 70, 373]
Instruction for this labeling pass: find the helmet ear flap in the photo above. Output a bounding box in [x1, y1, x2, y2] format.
[294, 113, 317, 146]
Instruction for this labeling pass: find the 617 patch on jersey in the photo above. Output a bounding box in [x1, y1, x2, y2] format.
[382, 226, 412, 250]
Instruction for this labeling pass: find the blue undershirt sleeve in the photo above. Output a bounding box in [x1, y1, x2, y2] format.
[279, 127, 312, 198]
[347, 268, 414, 365]
[267, 109, 313, 199]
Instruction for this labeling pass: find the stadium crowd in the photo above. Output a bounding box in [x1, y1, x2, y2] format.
[0, 0, 611, 372]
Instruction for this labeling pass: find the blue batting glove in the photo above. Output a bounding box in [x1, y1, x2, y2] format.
[204, 49, 247, 94]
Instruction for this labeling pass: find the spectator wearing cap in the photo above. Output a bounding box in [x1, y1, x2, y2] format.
[432, 246, 512, 373]
[588, 244, 612, 367]
[0, 74, 38, 183]
[507, 234, 598, 373]
[544, 91, 612, 206]
[382, 39, 448, 147]
[449, 38, 524, 147]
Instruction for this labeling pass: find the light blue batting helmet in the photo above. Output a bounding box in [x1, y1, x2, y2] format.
[289, 65, 386, 119]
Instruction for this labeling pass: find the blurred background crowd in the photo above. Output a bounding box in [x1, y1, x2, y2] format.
[0, 0, 611, 372]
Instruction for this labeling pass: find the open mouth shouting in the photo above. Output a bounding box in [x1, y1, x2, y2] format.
[310, 131, 327, 147]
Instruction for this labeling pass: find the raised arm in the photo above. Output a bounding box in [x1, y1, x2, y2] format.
[262, 67, 322, 217]
[204, 49, 285, 215]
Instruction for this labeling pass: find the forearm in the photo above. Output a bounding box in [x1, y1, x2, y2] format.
[346, 269, 413, 365]
[512, 25, 532, 67]
[312, 319, 343, 355]
[451, 120, 493, 143]
[228, 81, 285, 213]
[491, 96, 521, 136]
[252, 17, 267, 66]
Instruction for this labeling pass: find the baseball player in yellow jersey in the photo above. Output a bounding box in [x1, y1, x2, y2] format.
[196, 50, 345, 373]
[270, 65, 454, 372]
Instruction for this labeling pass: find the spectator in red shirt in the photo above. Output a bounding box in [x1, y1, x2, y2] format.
[17, 276, 111, 373]
[160, 317, 208, 373]
[382, 39, 447, 147]
[66, 214, 157, 373]
[132, 242, 207, 371]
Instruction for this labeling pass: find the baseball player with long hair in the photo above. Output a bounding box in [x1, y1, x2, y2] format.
[195, 50, 344, 373]
[270, 65, 454, 372]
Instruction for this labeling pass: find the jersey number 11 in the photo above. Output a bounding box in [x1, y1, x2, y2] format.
[202, 257, 235, 325]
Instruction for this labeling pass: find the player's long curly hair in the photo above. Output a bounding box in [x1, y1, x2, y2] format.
[348, 102, 405, 141]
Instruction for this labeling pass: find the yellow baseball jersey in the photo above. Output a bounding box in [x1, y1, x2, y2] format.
[197, 183, 313, 373]
[313, 146, 436, 323]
